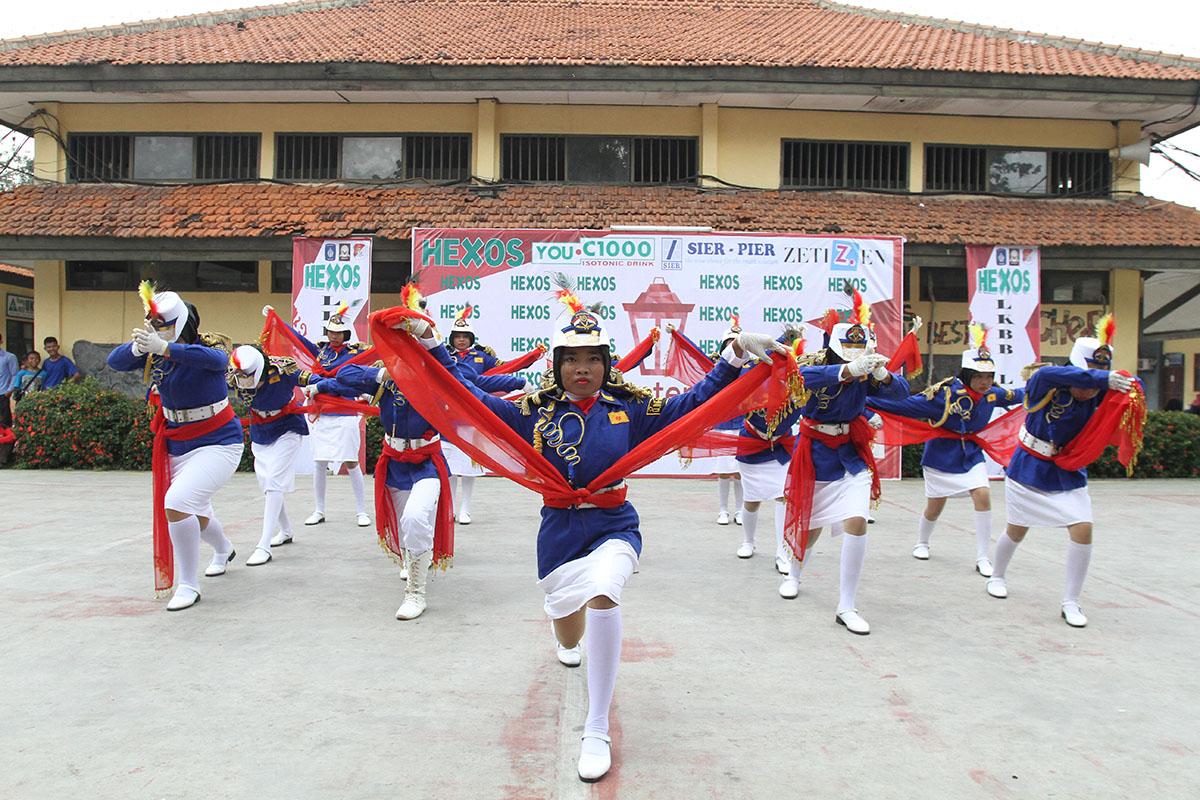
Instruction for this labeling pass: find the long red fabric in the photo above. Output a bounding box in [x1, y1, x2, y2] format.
[784, 417, 879, 561]
[303, 393, 380, 418]
[260, 308, 378, 377]
[374, 440, 455, 568]
[149, 397, 237, 595]
[482, 344, 546, 376]
[678, 429, 796, 460]
[369, 307, 793, 509]
[872, 406, 1026, 467]
[887, 332, 924, 377]
[614, 328, 660, 374]
[665, 328, 714, 385]
[1024, 378, 1146, 474]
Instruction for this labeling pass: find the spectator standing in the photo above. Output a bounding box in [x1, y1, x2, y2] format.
[1188, 393, 1200, 415]
[0, 333, 17, 427]
[40, 337, 80, 388]
[12, 351, 44, 403]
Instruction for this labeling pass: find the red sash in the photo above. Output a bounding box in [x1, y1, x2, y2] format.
[374, 439, 454, 569]
[149, 396, 237, 595]
[542, 484, 629, 509]
[873, 406, 1026, 467]
[784, 417, 879, 561]
[1016, 379, 1145, 474]
[243, 400, 307, 427]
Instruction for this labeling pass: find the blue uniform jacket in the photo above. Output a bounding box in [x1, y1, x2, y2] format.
[445, 344, 743, 578]
[234, 361, 308, 446]
[736, 405, 802, 466]
[868, 379, 1025, 474]
[289, 324, 367, 416]
[794, 364, 909, 481]
[108, 341, 243, 455]
[318, 364, 447, 491]
[449, 345, 501, 377]
[1006, 365, 1114, 492]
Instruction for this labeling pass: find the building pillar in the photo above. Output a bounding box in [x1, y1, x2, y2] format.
[909, 140, 925, 193]
[1110, 267, 1140, 374]
[33, 260, 64, 348]
[700, 103, 719, 187]
[259, 129, 275, 179]
[474, 98, 498, 181]
[32, 102, 65, 182]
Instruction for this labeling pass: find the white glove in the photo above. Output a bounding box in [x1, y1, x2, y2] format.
[262, 304, 274, 317]
[1107, 372, 1133, 394]
[846, 353, 888, 378]
[908, 315, 924, 336]
[522, 378, 538, 394]
[867, 414, 884, 430]
[301, 382, 321, 400]
[377, 367, 388, 384]
[132, 325, 169, 357]
[129, 329, 147, 357]
[735, 331, 787, 361]
[871, 362, 892, 381]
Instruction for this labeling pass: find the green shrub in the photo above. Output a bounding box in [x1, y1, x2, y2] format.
[13, 378, 141, 469]
[1089, 411, 1200, 479]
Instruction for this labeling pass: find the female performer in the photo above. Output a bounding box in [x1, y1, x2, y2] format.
[988, 317, 1138, 628]
[781, 303, 909, 634]
[867, 324, 1024, 576]
[108, 284, 243, 611]
[396, 290, 782, 782]
[228, 345, 308, 565]
[442, 305, 502, 524]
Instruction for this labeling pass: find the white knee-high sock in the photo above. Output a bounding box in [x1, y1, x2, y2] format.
[733, 479, 744, 509]
[277, 500, 293, 535]
[773, 501, 788, 559]
[1063, 541, 1093, 605]
[168, 516, 202, 591]
[992, 532, 1021, 579]
[717, 477, 731, 512]
[838, 533, 868, 612]
[917, 515, 936, 545]
[584, 606, 622, 737]
[313, 462, 328, 513]
[741, 508, 759, 544]
[200, 516, 232, 555]
[974, 510, 992, 560]
[348, 466, 367, 514]
[259, 491, 284, 551]
[458, 476, 475, 515]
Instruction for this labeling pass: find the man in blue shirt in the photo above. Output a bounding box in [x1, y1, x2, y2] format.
[40, 337, 80, 389]
[0, 332, 18, 427]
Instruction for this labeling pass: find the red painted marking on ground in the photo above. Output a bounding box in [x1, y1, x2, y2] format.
[1124, 588, 1200, 619]
[880, 673, 898, 679]
[500, 661, 558, 800]
[1017, 651, 1037, 664]
[968, 769, 1011, 797]
[1037, 637, 1105, 658]
[593, 704, 623, 800]
[1081, 753, 1105, 771]
[846, 644, 874, 671]
[47, 596, 157, 618]
[1162, 740, 1194, 757]
[621, 637, 674, 662]
[887, 690, 938, 743]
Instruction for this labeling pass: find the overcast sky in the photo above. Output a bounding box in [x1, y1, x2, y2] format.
[3, 0, 1199, 207]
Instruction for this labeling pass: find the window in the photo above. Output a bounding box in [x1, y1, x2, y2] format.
[67, 261, 257, 292]
[925, 144, 1110, 196]
[68, 134, 259, 183]
[918, 267, 969, 302]
[275, 134, 470, 181]
[272, 259, 411, 294]
[1041, 270, 1109, 304]
[501, 135, 697, 184]
[782, 140, 908, 190]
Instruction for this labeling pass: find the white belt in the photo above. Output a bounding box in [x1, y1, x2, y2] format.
[385, 433, 440, 451]
[808, 422, 849, 436]
[1018, 426, 1059, 457]
[163, 398, 229, 424]
[574, 481, 627, 510]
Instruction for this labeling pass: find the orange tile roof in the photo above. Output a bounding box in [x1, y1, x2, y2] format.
[0, 262, 34, 278]
[1, 0, 1197, 80]
[0, 183, 1198, 248]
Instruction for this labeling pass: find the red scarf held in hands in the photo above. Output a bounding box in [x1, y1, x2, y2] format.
[1021, 378, 1146, 475]
[665, 327, 715, 385]
[614, 327, 660, 374]
[260, 308, 378, 378]
[149, 394, 237, 595]
[784, 416, 880, 562]
[368, 306, 794, 510]
[374, 439, 455, 569]
[888, 331, 923, 377]
[872, 406, 1026, 467]
[482, 343, 546, 376]
[678, 425, 796, 461]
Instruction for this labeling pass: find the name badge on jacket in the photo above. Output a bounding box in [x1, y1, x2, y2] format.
[608, 411, 630, 425]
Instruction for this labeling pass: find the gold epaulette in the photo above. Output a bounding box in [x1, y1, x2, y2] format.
[518, 386, 562, 416]
[200, 332, 232, 353]
[479, 344, 498, 359]
[920, 376, 955, 401]
[1021, 362, 1050, 382]
[268, 356, 299, 375]
[348, 342, 367, 353]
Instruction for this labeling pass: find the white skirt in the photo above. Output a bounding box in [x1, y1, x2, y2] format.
[309, 414, 361, 464]
[252, 431, 303, 494]
[713, 455, 740, 475]
[1005, 478, 1093, 528]
[808, 469, 872, 529]
[538, 539, 639, 620]
[442, 439, 484, 477]
[739, 458, 788, 502]
[164, 443, 243, 517]
[924, 463, 989, 498]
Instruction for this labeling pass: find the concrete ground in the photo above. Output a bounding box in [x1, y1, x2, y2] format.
[2, 472, 1198, 800]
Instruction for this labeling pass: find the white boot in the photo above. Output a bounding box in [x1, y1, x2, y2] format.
[395, 550, 432, 620]
[399, 551, 409, 581]
[577, 733, 612, 782]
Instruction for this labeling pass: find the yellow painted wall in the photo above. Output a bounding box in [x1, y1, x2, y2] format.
[1, 275, 35, 352]
[1160, 337, 1200, 403]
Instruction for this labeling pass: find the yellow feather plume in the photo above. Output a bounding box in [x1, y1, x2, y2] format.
[138, 280, 157, 315]
[969, 322, 987, 350]
[1095, 313, 1116, 346]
